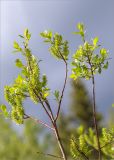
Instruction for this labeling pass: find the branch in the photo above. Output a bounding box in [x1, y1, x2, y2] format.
[33, 88, 54, 123]
[86, 50, 101, 160]
[24, 113, 54, 131]
[71, 138, 89, 160]
[16, 93, 30, 97]
[55, 51, 68, 121]
[100, 139, 114, 149]
[39, 93, 55, 122]
[25, 48, 67, 159]
[37, 151, 64, 159]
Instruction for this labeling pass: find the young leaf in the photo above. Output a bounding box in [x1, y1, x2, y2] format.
[100, 48, 107, 57]
[103, 61, 108, 69]
[13, 41, 20, 49]
[19, 35, 24, 38]
[15, 59, 23, 68]
[0, 104, 7, 112]
[24, 28, 31, 40]
[93, 37, 99, 46]
[40, 30, 52, 39]
[0, 104, 9, 118]
[54, 90, 60, 102]
[77, 23, 84, 32]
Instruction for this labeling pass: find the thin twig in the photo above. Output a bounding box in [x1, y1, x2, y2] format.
[24, 113, 54, 131]
[33, 88, 53, 122]
[16, 93, 30, 97]
[91, 75, 101, 160]
[37, 151, 64, 159]
[33, 89, 67, 160]
[71, 138, 89, 160]
[76, 147, 89, 160]
[55, 51, 68, 121]
[39, 93, 55, 122]
[53, 122, 68, 160]
[100, 139, 114, 149]
[86, 50, 101, 160]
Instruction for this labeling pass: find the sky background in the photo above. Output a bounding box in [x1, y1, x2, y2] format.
[0, 0, 114, 126]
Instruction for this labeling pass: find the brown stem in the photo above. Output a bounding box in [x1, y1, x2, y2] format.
[76, 147, 89, 160]
[92, 75, 101, 160]
[26, 51, 67, 159]
[55, 58, 68, 121]
[86, 51, 101, 160]
[24, 113, 54, 131]
[33, 89, 67, 160]
[53, 122, 67, 160]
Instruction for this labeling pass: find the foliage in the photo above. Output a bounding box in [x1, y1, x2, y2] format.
[2, 29, 50, 124]
[0, 23, 112, 160]
[40, 30, 69, 60]
[70, 126, 114, 160]
[0, 116, 54, 160]
[70, 23, 109, 80]
[1, 27, 70, 160]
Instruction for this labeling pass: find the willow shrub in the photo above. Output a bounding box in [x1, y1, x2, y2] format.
[1, 23, 113, 160]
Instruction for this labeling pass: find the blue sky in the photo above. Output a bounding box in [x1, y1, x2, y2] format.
[0, 0, 114, 123]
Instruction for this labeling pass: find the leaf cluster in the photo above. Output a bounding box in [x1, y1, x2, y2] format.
[3, 29, 50, 124]
[71, 23, 109, 80]
[70, 126, 114, 160]
[40, 30, 69, 60]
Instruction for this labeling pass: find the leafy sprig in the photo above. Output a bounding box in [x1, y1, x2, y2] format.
[70, 23, 109, 80]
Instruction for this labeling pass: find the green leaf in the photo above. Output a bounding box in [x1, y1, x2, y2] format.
[70, 74, 77, 80]
[100, 48, 107, 57]
[72, 32, 81, 35]
[43, 92, 49, 98]
[112, 104, 114, 107]
[0, 104, 7, 112]
[15, 59, 23, 68]
[24, 28, 28, 37]
[0, 104, 9, 118]
[103, 61, 108, 69]
[42, 74, 47, 87]
[24, 28, 31, 40]
[4, 111, 9, 117]
[40, 30, 52, 39]
[13, 41, 20, 49]
[98, 67, 102, 74]
[93, 37, 99, 46]
[19, 35, 24, 38]
[44, 39, 51, 43]
[15, 75, 23, 84]
[77, 23, 84, 32]
[54, 90, 60, 101]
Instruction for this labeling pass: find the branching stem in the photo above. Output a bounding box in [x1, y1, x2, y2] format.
[26, 48, 67, 160]
[33, 88, 67, 160]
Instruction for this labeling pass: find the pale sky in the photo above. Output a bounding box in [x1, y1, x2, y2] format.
[0, 0, 114, 122]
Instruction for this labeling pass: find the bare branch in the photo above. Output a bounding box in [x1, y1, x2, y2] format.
[24, 113, 55, 131]
[55, 51, 68, 122]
